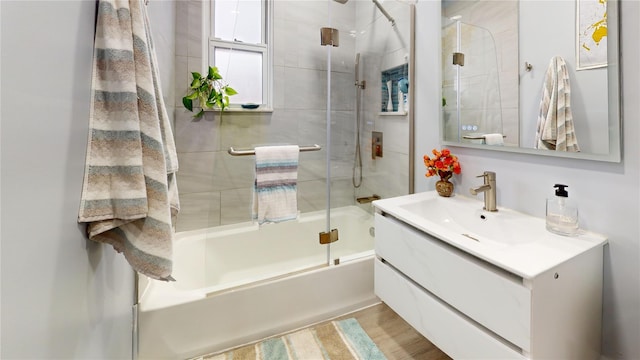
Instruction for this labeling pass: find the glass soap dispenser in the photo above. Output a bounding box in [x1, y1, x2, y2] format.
[546, 184, 579, 236]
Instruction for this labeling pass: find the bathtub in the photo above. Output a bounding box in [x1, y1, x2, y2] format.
[137, 205, 378, 359]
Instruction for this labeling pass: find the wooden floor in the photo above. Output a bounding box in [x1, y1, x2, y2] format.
[333, 302, 451, 360]
[203, 302, 451, 360]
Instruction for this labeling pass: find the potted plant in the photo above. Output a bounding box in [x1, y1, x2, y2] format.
[182, 66, 237, 118]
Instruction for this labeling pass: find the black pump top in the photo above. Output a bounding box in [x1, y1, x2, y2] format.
[554, 184, 569, 197]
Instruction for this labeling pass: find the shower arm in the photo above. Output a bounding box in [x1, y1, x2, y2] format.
[372, 0, 396, 26]
[332, 0, 395, 27]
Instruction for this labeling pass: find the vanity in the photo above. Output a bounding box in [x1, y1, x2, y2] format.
[373, 191, 607, 359]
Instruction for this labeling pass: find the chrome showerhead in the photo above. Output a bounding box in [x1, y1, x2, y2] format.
[333, 0, 349, 3]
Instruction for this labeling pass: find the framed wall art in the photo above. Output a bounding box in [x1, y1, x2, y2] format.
[577, 0, 608, 70]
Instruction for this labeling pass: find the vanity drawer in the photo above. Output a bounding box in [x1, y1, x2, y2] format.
[375, 213, 531, 351]
[375, 259, 526, 359]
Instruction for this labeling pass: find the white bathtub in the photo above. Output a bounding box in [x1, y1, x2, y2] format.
[137, 206, 378, 359]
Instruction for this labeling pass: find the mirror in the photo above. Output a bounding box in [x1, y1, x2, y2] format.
[440, 0, 620, 162]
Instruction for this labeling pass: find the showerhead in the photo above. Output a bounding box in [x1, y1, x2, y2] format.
[333, 0, 349, 3]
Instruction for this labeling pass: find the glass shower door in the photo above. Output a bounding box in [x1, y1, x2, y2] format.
[324, 0, 414, 265]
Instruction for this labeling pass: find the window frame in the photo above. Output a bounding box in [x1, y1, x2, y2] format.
[207, 0, 273, 109]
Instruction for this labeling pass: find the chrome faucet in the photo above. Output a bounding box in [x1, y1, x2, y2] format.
[470, 171, 497, 212]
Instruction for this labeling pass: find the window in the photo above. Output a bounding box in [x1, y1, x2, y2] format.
[210, 0, 271, 107]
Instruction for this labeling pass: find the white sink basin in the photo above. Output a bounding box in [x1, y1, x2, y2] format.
[373, 191, 607, 278]
[399, 195, 538, 248]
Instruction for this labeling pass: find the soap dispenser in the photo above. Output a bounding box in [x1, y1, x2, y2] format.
[546, 184, 578, 236]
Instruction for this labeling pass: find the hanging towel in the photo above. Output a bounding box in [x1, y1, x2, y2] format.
[535, 56, 580, 152]
[483, 133, 504, 146]
[252, 146, 299, 225]
[78, 0, 179, 281]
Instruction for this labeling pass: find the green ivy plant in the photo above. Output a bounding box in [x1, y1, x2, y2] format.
[182, 66, 237, 118]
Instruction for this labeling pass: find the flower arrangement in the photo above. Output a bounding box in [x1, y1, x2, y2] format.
[423, 148, 461, 181]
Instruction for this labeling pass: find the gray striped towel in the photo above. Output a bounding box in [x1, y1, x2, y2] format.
[535, 56, 580, 152]
[78, 0, 179, 281]
[252, 146, 299, 225]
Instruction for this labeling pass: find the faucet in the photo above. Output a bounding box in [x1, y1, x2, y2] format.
[470, 171, 497, 212]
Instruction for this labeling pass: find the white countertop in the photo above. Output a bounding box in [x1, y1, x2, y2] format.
[373, 191, 608, 279]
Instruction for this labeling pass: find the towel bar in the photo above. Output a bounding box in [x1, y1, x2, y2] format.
[462, 134, 506, 140]
[227, 144, 322, 156]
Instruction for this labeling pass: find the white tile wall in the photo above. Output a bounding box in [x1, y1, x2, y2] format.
[175, 0, 412, 231]
[176, 192, 222, 231]
[174, 109, 221, 152]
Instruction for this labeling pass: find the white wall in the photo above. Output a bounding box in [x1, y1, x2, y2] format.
[416, 1, 640, 358]
[519, 0, 609, 153]
[1, 1, 139, 358]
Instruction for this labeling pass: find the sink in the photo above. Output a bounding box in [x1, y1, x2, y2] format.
[378, 193, 546, 247]
[373, 190, 607, 280]
[399, 195, 540, 248]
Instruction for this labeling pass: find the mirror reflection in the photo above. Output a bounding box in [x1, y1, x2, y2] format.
[441, 0, 619, 160]
[442, 1, 518, 147]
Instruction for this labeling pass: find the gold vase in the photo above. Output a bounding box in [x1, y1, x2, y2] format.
[435, 179, 454, 197]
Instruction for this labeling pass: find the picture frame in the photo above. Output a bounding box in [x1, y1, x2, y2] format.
[576, 0, 608, 70]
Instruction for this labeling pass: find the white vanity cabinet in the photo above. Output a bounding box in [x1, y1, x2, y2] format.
[373, 198, 607, 360]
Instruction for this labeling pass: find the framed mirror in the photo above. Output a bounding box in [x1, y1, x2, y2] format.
[440, 0, 620, 162]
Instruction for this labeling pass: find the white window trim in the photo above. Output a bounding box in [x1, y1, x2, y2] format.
[205, 0, 273, 109]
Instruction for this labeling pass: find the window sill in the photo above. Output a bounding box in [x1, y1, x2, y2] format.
[379, 111, 407, 116]
[203, 107, 274, 114]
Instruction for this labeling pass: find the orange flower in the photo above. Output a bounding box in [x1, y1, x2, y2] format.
[423, 148, 462, 179]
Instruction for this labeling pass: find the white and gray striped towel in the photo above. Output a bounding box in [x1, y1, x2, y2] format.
[78, 0, 179, 281]
[252, 146, 299, 225]
[535, 56, 580, 152]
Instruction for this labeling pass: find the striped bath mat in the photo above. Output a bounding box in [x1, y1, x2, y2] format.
[205, 318, 387, 360]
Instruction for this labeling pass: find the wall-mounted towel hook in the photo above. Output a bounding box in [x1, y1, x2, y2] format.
[524, 62, 533, 72]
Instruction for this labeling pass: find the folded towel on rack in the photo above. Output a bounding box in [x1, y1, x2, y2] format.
[78, 0, 179, 281]
[535, 56, 580, 152]
[252, 145, 299, 225]
[484, 133, 504, 146]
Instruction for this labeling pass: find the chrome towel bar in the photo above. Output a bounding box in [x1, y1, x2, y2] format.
[227, 144, 322, 156]
[462, 134, 506, 140]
